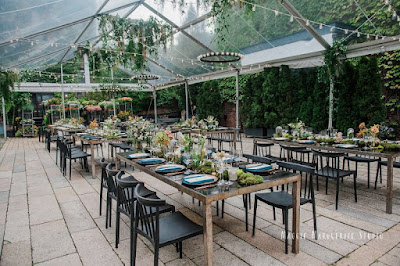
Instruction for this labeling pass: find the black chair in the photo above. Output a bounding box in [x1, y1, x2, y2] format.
[252, 161, 317, 254]
[115, 171, 175, 248]
[253, 140, 275, 157]
[132, 183, 203, 266]
[375, 159, 400, 189]
[99, 158, 108, 216]
[44, 129, 57, 152]
[343, 155, 379, 188]
[59, 140, 90, 180]
[105, 163, 155, 229]
[279, 144, 313, 167]
[312, 149, 357, 209]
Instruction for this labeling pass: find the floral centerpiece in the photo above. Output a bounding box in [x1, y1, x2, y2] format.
[204, 116, 219, 130]
[153, 130, 174, 157]
[43, 97, 61, 107]
[98, 101, 114, 110]
[126, 121, 153, 149]
[89, 119, 99, 129]
[118, 96, 132, 102]
[288, 119, 305, 137]
[118, 110, 130, 121]
[85, 105, 102, 112]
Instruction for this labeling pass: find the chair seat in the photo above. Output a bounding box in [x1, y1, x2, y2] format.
[345, 155, 379, 163]
[255, 191, 310, 208]
[316, 167, 355, 178]
[70, 152, 91, 159]
[379, 161, 400, 168]
[254, 142, 274, 147]
[157, 212, 203, 246]
[119, 143, 133, 150]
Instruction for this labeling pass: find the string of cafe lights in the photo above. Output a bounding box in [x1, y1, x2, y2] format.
[239, 0, 400, 41]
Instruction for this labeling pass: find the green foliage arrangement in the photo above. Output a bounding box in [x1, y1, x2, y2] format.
[195, 80, 223, 120]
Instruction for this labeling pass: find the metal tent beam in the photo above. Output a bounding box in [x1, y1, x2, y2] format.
[59, 0, 111, 62]
[6, 36, 99, 69]
[0, 0, 142, 48]
[280, 0, 330, 49]
[146, 57, 184, 78]
[142, 2, 214, 53]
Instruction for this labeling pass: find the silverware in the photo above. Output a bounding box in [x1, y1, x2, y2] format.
[194, 184, 217, 190]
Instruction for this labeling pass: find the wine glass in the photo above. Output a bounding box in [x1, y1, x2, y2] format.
[217, 161, 226, 186]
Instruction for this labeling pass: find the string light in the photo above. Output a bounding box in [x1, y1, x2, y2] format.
[319, 23, 323, 29]
[252, 5, 256, 12]
[290, 15, 294, 22]
[274, 10, 278, 16]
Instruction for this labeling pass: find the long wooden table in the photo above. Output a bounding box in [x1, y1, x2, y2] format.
[171, 128, 238, 150]
[115, 152, 301, 265]
[255, 138, 400, 214]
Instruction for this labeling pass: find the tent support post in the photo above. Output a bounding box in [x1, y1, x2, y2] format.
[185, 80, 189, 120]
[61, 64, 65, 119]
[235, 70, 239, 129]
[83, 52, 91, 84]
[153, 89, 157, 123]
[2, 97, 6, 139]
[111, 68, 116, 116]
[328, 77, 334, 133]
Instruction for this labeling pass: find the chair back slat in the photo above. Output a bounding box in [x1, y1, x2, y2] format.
[134, 184, 166, 244]
[243, 154, 275, 164]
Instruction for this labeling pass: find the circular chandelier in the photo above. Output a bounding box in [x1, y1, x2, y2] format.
[132, 74, 160, 80]
[197, 52, 243, 63]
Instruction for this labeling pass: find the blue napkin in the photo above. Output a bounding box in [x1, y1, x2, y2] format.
[246, 164, 273, 172]
[157, 166, 183, 172]
[183, 175, 214, 185]
[337, 144, 357, 149]
[139, 158, 162, 164]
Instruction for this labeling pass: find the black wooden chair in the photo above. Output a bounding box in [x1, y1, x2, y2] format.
[312, 149, 357, 209]
[343, 155, 379, 188]
[375, 159, 400, 189]
[252, 161, 317, 254]
[45, 129, 57, 152]
[115, 171, 175, 248]
[59, 140, 90, 180]
[99, 158, 108, 216]
[132, 183, 203, 266]
[104, 163, 155, 229]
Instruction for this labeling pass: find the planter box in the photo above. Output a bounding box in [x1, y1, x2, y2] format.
[244, 128, 274, 138]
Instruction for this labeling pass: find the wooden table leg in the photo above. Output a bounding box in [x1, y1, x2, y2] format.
[203, 202, 213, 266]
[90, 142, 96, 179]
[386, 157, 394, 214]
[115, 156, 121, 170]
[292, 175, 300, 254]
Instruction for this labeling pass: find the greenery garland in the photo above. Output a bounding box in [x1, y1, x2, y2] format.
[96, 14, 173, 71]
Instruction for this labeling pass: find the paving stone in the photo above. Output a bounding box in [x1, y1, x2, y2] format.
[192, 247, 248, 266]
[71, 228, 123, 265]
[29, 195, 63, 225]
[60, 200, 96, 233]
[69, 179, 95, 195]
[0, 240, 32, 266]
[13, 164, 26, 173]
[378, 253, 400, 266]
[0, 191, 9, 204]
[28, 183, 53, 198]
[94, 216, 130, 244]
[31, 220, 76, 264]
[54, 187, 80, 203]
[35, 253, 82, 266]
[213, 231, 284, 266]
[9, 182, 27, 197]
[79, 192, 103, 219]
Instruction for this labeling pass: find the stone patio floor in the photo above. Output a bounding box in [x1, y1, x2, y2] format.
[0, 137, 399, 265]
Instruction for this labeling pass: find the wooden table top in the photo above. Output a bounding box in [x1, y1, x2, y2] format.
[116, 151, 299, 204]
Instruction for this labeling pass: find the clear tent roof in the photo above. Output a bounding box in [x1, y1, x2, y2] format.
[1, 0, 399, 88]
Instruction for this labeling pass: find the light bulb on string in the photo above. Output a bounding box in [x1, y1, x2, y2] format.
[367, 33, 370, 39]
[252, 5, 256, 12]
[319, 23, 323, 29]
[290, 15, 294, 22]
[345, 29, 349, 34]
[274, 10, 279, 16]
[306, 20, 310, 26]
[357, 31, 360, 37]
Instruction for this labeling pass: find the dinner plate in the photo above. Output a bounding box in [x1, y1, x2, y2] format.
[128, 153, 150, 159]
[298, 139, 315, 144]
[155, 164, 186, 173]
[137, 158, 166, 165]
[245, 163, 273, 173]
[337, 144, 357, 149]
[182, 174, 218, 186]
[273, 137, 288, 141]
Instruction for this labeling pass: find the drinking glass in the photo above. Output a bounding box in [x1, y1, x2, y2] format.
[217, 161, 226, 186]
[227, 167, 238, 185]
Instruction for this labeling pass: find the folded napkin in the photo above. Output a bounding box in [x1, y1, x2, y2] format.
[128, 153, 149, 159]
[138, 158, 162, 164]
[157, 165, 183, 172]
[246, 164, 273, 172]
[183, 175, 214, 185]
